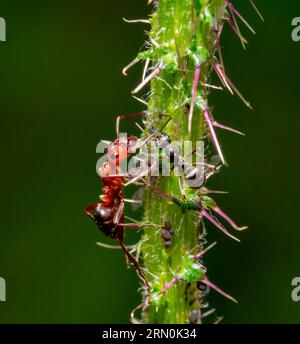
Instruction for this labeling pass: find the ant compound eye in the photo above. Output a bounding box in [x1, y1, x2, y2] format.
[197, 281, 210, 297]
[189, 310, 200, 324]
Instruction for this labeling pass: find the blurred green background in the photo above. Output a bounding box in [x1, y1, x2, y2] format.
[0, 0, 299, 323]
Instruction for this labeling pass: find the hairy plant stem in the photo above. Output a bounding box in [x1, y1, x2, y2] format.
[139, 0, 227, 324]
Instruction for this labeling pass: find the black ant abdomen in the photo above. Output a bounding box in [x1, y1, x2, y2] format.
[94, 205, 112, 222]
[93, 205, 118, 238]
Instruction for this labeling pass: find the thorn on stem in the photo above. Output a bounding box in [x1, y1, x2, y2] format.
[123, 58, 140, 76]
[188, 65, 201, 134]
[201, 208, 240, 242]
[203, 107, 227, 166]
[225, 0, 256, 34]
[211, 205, 248, 231]
[123, 18, 150, 24]
[203, 277, 238, 303]
[249, 0, 264, 22]
[132, 63, 163, 94]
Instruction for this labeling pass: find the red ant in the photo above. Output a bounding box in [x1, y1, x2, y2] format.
[84, 112, 170, 288]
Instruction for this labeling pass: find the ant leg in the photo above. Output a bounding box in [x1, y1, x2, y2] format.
[83, 203, 98, 221]
[124, 198, 142, 206]
[113, 204, 151, 289]
[119, 241, 151, 289]
[124, 160, 159, 187]
[130, 111, 172, 150]
[116, 202, 163, 230]
[121, 223, 163, 230]
[156, 113, 172, 131]
[113, 200, 124, 226]
[188, 65, 201, 134]
[96, 242, 136, 250]
[116, 112, 147, 138]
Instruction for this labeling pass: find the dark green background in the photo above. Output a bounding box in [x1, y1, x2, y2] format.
[0, 0, 299, 323]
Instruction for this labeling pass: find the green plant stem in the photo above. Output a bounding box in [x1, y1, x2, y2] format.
[140, 0, 226, 324]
